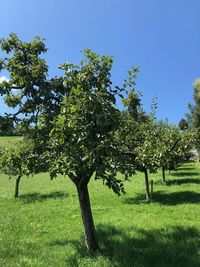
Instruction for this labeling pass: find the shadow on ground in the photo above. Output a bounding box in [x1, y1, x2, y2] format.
[176, 166, 194, 171]
[124, 191, 200, 205]
[50, 225, 200, 267]
[19, 191, 69, 203]
[171, 172, 199, 177]
[171, 172, 200, 177]
[166, 178, 200, 186]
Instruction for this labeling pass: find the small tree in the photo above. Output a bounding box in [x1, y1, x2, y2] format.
[155, 120, 196, 181]
[134, 119, 162, 200]
[154, 121, 180, 182]
[120, 77, 161, 200]
[0, 141, 36, 198]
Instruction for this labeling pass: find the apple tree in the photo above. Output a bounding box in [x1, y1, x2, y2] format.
[0, 34, 135, 251]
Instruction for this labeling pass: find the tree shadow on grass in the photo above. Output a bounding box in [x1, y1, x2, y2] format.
[171, 172, 199, 177]
[166, 178, 200, 186]
[50, 225, 200, 267]
[19, 191, 69, 203]
[124, 191, 200, 205]
[176, 166, 194, 171]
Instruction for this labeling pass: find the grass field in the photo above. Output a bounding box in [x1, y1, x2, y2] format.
[0, 136, 23, 149]
[0, 138, 200, 266]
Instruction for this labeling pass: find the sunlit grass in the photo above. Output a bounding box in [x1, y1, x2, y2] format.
[0, 136, 23, 149]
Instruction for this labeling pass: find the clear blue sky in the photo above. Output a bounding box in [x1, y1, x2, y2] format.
[0, 0, 200, 124]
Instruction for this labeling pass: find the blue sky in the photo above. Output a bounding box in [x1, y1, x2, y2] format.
[0, 0, 200, 124]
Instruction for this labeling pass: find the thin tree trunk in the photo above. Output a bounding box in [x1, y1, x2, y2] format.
[15, 175, 21, 198]
[144, 169, 151, 200]
[162, 166, 166, 183]
[150, 180, 153, 198]
[76, 183, 99, 251]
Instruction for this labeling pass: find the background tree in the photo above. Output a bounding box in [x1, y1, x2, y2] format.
[190, 79, 200, 128]
[0, 115, 15, 136]
[186, 78, 200, 153]
[120, 79, 161, 201]
[160, 121, 196, 176]
[154, 121, 181, 182]
[178, 118, 189, 131]
[0, 141, 37, 198]
[134, 119, 162, 200]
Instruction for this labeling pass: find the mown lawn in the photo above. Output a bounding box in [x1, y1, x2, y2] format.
[0, 140, 200, 266]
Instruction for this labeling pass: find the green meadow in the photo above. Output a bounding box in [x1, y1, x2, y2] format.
[0, 138, 200, 267]
[0, 136, 23, 149]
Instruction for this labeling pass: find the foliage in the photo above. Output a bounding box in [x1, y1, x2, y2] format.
[0, 33, 66, 135]
[121, 90, 161, 174]
[0, 141, 37, 178]
[0, 35, 132, 193]
[186, 78, 200, 152]
[45, 50, 137, 195]
[190, 78, 200, 128]
[0, 115, 15, 136]
[178, 118, 189, 131]
[155, 121, 195, 170]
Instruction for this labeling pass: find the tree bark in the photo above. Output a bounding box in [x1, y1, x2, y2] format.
[15, 176, 21, 198]
[144, 169, 151, 200]
[162, 166, 166, 183]
[76, 183, 99, 251]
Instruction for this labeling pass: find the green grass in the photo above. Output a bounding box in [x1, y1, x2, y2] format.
[0, 160, 200, 266]
[0, 136, 23, 149]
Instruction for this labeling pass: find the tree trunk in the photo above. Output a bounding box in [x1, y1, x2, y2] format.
[76, 183, 99, 251]
[150, 180, 153, 198]
[144, 169, 151, 200]
[15, 176, 21, 198]
[162, 166, 166, 183]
